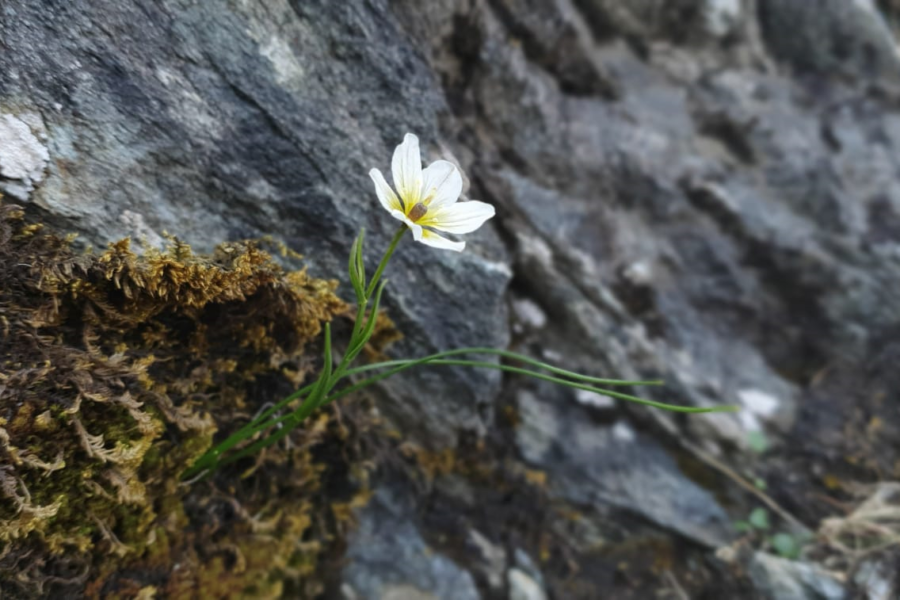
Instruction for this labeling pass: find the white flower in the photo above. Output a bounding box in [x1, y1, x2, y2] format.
[369, 133, 495, 252]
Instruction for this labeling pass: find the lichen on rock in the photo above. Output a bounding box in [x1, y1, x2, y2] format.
[0, 112, 49, 202]
[0, 198, 379, 597]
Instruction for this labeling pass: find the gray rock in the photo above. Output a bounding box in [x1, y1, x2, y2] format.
[850, 549, 900, 600]
[512, 549, 546, 590]
[6, 0, 900, 596]
[758, 0, 900, 79]
[704, 0, 742, 38]
[467, 529, 507, 592]
[343, 488, 481, 600]
[0, 112, 49, 201]
[511, 296, 548, 332]
[570, 0, 713, 42]
[507, 568, 547, 600]
[747, 552, 846, 600]
[515, 388, 733, 548]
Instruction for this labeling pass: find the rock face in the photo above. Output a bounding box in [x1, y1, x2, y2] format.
[747, 552, 845, 600]
[3, 0, 900, 597]
[342, 489, 482, 600]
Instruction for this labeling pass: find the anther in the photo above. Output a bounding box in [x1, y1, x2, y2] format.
[408, 202, 428, 222]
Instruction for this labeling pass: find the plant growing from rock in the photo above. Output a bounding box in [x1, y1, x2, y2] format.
[185, 134, 737, 479]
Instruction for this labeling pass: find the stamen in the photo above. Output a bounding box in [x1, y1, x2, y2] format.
[408, 202, 428, 222]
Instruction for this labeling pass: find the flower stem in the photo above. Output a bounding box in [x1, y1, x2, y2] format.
[365, 226, 406, 299]
[321, 357, 736, 414]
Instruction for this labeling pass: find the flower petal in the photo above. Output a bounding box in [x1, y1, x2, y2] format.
[392, 133, 422, 206]
[420, 160, 462, 209]
[369, 168, 402, 213]
[419, 200, 495, 234]
[389, 209, 423, 240]
[419, 229, 465, 252]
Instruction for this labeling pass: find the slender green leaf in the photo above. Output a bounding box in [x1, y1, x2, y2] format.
[320, 321, 333, 383]
[322, 357, 738, 414]
[343, 347, 664, 387]
[344, 279, 387, 363]
[186, 335, 737, 478]
[348, 234, 365, 303]
[217, 413, 299, 468]
[219, 327, 334, 469]
[182, 383, 316, 479]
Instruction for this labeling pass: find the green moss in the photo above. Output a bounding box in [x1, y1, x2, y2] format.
[0, 199, 386, 597]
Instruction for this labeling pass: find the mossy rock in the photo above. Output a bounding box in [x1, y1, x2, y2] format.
[0, 200, 385, 598]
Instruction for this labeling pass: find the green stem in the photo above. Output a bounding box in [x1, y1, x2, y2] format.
[365, 226, 406, 299]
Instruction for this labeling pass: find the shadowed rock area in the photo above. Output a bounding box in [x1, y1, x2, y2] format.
[2, 0, 900, 598]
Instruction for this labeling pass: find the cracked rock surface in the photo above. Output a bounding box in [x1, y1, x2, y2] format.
[3, 0, 900, 597]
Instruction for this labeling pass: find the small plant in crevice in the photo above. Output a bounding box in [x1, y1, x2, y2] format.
[746, 430, 770, 454]
[184, 133, 738, 480]
[734, 507, 812, 559]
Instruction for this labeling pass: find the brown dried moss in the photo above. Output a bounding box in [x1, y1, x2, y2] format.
[0, 200, 385, 598]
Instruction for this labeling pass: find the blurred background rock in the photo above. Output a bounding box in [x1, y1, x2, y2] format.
[2, 0, 900, 598]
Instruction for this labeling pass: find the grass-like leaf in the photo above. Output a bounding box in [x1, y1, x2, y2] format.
[183, 225, 739, 480]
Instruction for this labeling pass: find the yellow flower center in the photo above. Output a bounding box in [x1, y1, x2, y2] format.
[407, 202, 428, 222]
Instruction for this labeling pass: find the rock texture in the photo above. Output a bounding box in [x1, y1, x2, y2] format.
[3, 0, 900, 597]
